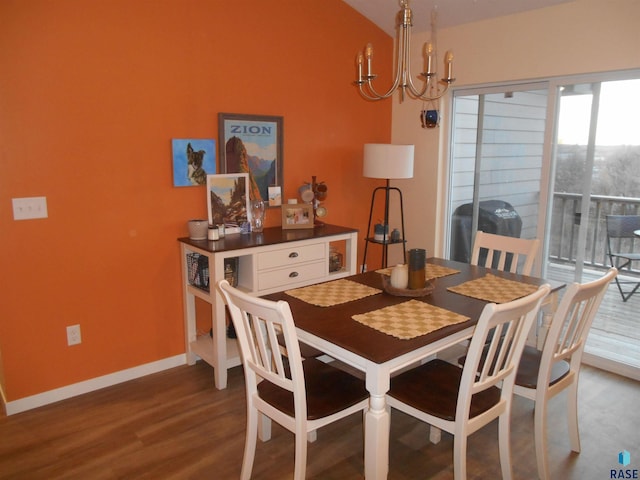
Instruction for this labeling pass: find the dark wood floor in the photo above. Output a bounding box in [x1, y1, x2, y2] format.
[1, 361, 638, 479]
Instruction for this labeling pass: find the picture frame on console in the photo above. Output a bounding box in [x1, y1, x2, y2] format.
[281, 203, 314, 230]
[206, 173, 251, 229]
[218, 113, 283, 208]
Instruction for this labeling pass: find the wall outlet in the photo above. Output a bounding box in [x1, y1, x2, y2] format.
[66, 324, 82, 346]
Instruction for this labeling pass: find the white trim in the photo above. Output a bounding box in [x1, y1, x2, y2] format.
[582, 352, 640, 382]
[2, 354, 186, 416]
[451, 68, 640, 97]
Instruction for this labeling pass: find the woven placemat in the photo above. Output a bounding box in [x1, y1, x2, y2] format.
[352, 300, 470, 340]
[376, 263, 460, 282]
[447, 273, 539, 304]
[285, 279, 382, 307]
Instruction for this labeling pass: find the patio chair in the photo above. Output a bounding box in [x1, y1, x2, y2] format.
[471, 231, 540, 275]
[514, 267, 617, 480]
[217, 280, 369, 480]
[387, 284, 550, 480]
[605, 215, 640, 301]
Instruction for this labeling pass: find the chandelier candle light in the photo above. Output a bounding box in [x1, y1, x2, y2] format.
[354, 0, 455, 103]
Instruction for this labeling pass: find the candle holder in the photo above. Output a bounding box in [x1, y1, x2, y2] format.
[408, 248, 426, 289]
[381, 273, 434, 297]
[250, 200, 266, 233]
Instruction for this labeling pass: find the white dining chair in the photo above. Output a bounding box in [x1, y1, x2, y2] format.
[387, 284, 550, 480]
[514, 267, 617, 480]
[217, 280, 369, 480]
[471, 230, 541, 275]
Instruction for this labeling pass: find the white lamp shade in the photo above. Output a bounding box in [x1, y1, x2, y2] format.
[363, 144, 415, 179]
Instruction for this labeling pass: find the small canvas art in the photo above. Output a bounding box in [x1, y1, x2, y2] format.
[172, 139, 216, 187]
[268, 186, 282, 206]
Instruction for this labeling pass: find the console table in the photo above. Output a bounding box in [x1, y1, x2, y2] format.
[178, 224, 358, 389]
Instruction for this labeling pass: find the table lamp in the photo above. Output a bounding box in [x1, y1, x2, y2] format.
[362, 143, 415, 271]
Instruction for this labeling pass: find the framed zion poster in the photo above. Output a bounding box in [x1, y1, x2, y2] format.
[218, 113, 283, 207]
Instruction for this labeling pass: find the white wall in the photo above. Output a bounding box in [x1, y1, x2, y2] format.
[390, 0, 640, 262]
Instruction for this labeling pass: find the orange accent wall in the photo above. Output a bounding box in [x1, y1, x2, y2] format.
[0, 0, 392, 401]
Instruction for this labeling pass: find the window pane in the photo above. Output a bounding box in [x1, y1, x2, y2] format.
[449, 87, 547, 264]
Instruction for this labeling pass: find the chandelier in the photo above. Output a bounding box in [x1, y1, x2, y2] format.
[354, 0, 455, 104]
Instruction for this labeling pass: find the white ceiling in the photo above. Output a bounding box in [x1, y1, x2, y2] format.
[342, 0, 574, 36]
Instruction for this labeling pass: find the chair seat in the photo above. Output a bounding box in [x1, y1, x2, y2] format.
[258, 358, 368, 420]
[388, 359, 501, 421]
[515, 345, 570, 389]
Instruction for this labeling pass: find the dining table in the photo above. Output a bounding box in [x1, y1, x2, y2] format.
[263, 257, 565, 479]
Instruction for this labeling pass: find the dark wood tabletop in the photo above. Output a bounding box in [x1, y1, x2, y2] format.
[264, 258, 564, 365]
[178, 223, 357, 253]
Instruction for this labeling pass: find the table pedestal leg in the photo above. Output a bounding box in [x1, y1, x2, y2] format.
[365, 393, 389, 479]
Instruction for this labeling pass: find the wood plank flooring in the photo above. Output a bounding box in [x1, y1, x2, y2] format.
[1, 361, 639, 479]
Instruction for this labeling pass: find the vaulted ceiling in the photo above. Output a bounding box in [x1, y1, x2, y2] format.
[342, 0, 575, 35]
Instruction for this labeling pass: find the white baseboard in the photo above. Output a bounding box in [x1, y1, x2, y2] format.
[3, 354, 187, 416]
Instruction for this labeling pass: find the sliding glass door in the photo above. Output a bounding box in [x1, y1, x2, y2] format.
[447, 82, 549, 273]
[446, 72, 640, 379]
[547, 76, 640, 375]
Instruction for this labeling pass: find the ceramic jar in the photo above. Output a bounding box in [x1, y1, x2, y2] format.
[390, 264, 409, 289]
[187, 219, 208, 240]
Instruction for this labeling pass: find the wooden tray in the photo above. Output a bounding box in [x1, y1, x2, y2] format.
[380, 274, 435, 297]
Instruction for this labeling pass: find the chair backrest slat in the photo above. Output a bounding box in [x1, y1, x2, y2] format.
[471, 231, 540, 275]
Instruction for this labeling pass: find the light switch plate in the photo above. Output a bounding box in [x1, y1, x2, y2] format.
[12, 196, 48, 220]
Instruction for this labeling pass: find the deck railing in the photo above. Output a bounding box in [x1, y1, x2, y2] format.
[549, 193, 640, 271]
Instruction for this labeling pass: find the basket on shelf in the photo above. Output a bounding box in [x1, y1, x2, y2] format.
[187, 253, 209, 291]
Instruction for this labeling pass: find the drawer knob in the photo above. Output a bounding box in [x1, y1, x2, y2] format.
[289, 252, 299, 258]
[289, 271, 299, 278]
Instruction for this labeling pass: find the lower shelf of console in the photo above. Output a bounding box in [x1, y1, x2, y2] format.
[189, 334, 241, 369]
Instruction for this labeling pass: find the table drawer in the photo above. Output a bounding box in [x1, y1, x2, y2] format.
[258, 260, 326, 291]
[257, 243, 325, 270]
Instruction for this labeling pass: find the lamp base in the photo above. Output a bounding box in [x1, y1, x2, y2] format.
[361, 182, 407, 272]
